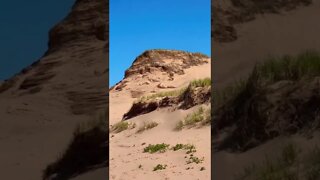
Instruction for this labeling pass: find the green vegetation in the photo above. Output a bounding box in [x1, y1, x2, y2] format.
[136, 121, 158, 133]
[187, 156, 204, 164]
[175, 106, 211, 130]
[214, 51, 320, 107]
[143, 143, 170, 153]
[171, 144, 196, 153]
[137, 77, 211, 103]
[143, 143, 204, 172]
[137, 88, 187, 102]
[189, 77, 211, 88]
[153, 164, 167, 171]
[111, 121, 136, 133]
[43, 110, 108, 180]
[235, 143, 320, 180]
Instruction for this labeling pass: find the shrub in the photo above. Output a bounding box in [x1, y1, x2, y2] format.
[175, 106, 210, 130]
[153, 164, 167, 171]
[111, 121, 130, 133]
[143, 143, 170, 153]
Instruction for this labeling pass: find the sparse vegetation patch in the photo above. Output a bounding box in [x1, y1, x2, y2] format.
[175, 106, 211, 130]
[110, 121, 129, 133]
[153, 164, 167, 171]
[235, 143, 320, 180]
[189, 78, 211, 88]
[143, 143, 170, 153]
[136, 121, 158, 133]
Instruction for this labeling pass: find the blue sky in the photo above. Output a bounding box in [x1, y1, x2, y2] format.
[0, 1, 74, 81]
[110, 0, 211, 86]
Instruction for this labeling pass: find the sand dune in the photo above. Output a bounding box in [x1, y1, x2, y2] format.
[110, 50, 211, 180]
[0, 0, 108, 179]
[212, 0, 320, 179]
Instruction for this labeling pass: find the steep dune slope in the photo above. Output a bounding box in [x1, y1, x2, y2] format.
[213, 0, 320, 89]
[212, 0, 320, 179]
[110, 50, 211, 180]
[0, 0, 108, 179]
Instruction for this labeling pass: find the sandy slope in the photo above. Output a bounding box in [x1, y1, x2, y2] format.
[213, 0, 320, 89]
[0, 0, 108, 179]
[212, 0, 320, 179]
[110, 55, 211, 180]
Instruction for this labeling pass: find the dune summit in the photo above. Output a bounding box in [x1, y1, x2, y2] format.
[110, 49, 211, 180]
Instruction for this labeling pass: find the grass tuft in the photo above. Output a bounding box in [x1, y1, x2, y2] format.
[175, 106, 211, 130]
[143, 143, 170, 153]
[110, 121, 136, 133]
[214, 51, 320, 107]
[153, 164, 167, 171]
[189, 77, 211, 88]
[136, 121, 158, 133]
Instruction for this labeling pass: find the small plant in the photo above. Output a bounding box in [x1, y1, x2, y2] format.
[174, 120, 184, 131]
[170, 144, 196, 153]
[184, 144, 197, 154]
[172, 144, 184, 151]
[136, 121, 158, 133]
[186, 156, 204, 164]
[189, 78, 211, 88]
[111, 121, 129, 133]
[143, 143, 170, 153]
[175, 107, 209, 130]
[153, 164, 167, 171]
[137, 88, 186, 102]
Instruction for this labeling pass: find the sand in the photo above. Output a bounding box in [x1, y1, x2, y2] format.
[212, 0, 320, 179]
[109, 57, 211, 180]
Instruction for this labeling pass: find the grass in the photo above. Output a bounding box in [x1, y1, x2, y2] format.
[235, 143, 320, 180]
[175, 106, 211, 130]
[214, 51, 320, 107]
[186, 156, 204, 164]
[153, 164, 167, 171]
[143, 143, 170, 153]
[136, 77, 211, 103]
[110, 121, 135, 133]
[189, 77, 211, 88]
[137, 88, 187, 102]
[304, 146, 320, 180]
[171, 144, 197, 154]
[43, 110, 108, 180]
[136, 121, 158, 133]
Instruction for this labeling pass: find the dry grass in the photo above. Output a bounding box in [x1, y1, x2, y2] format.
[136, 121, 158, 133]
[43, 110, 108, 180]
[175, 106, 211, 131]
[235, 143, 320, 180]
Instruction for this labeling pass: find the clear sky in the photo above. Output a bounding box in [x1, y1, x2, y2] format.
[0, 1, 74, 81]
[110, 0, 211, 87]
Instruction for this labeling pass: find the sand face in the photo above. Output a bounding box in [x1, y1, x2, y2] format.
[213, 0, 320, 90]
[212, 1, 320, 179]
[109, 55, 211, 180]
